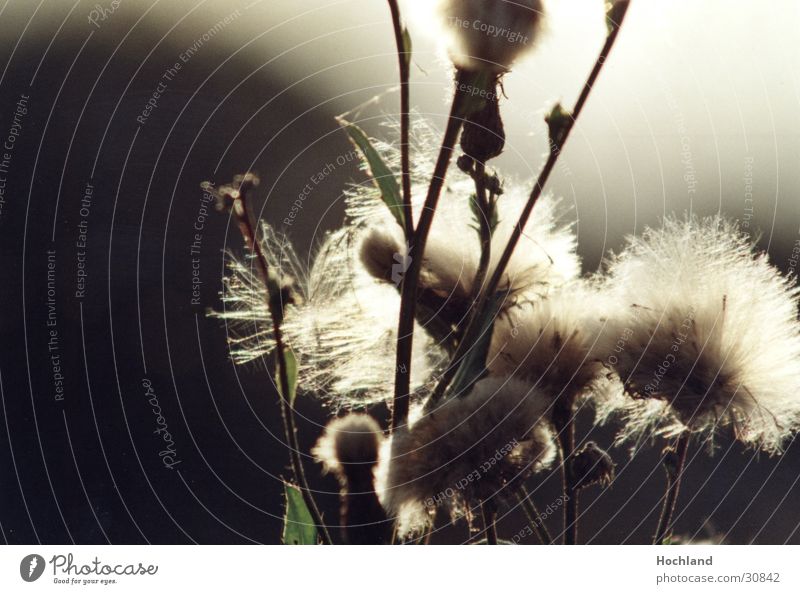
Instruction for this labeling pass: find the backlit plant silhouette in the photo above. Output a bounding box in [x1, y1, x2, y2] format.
[206, 0, 800, 545]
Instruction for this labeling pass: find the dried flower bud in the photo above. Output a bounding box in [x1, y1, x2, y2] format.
[313, 415, 389, 544]
[204, 172, 260, 216]
[571, 441, 615, 490]
[456, 154, 474, 173]
[358, 227, 404, 284]
[439, 0, 544, 73]
[661, 443, 681, 476]
[314, 415, 383, 483]
[460, 80, 505, 163]
[545, 102, 572, 153]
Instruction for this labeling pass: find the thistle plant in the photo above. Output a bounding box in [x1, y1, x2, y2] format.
[207, 0, 800, 545]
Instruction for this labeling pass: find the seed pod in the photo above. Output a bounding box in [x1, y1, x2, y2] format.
[313, 415, 389, 544]
[439, 0, 544, 74]
[571, 441, 616, 490]
[460, 82, 505, 164]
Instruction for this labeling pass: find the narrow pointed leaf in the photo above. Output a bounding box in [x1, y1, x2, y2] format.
[282, 484, 318, 545]
[450, 291, 508, 398]
[338, 120, 405, 229]
[545, 102, 572, 153]
[401, 27, 413, 69]
[276, 348, 298, 406]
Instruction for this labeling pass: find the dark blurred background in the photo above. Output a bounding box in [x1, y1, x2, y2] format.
[0, 0, 798, 544]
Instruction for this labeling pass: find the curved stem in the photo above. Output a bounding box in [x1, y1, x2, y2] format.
[432, 2, 631, 403]
[470, 161, 492, 300]
[553, 400, 578, 545]
[386, 0, 414, 240]
[392, 70, 470, 432]
[428, 162, 493, 404]
[482, 501, 498, 545]
[482, 5, 629, 303]
[232, 181, 333, 545]
[517, 486, 552, 545]
[654, 433, 691, 544]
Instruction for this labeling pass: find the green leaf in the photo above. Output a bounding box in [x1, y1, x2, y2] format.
[265, 270, 286, 326]
[338, 119, 405, 229]
[449, 291, 509, 398]
[457, 69, 494, 118]
[468, 193, 498, 238]
[468, 193, 482, 235]
[282, 484, 318, 545]
[401, 27, 412, 70]
[488, 197, 499, 235]
[276, 348, 298, 406]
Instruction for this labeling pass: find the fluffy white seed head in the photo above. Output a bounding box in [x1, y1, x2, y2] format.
[426, 182, 580, 299]
[286, 230, 442, 408]
[359, 179, 581, 330]
[596, 215, 800, 452]
[354, 118, 580, 305]
[488, 280, 622, 405]
[379, 376, 556, 536]
[313, 414, 385, 481]
[437, 0, 544, 73]
[215, 225, 441, 409]
[214, 223, 305, 360]
[216, 117, 578, 411]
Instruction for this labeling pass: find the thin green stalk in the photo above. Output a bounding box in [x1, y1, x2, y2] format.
[517, 486, 553, 544]
[392, 69, 474, 432]
[386, 0, 414, 240]
[227, 177, 333, 545]
[482, 501, 498, 545]
[429, 161, 493, 404]
[553, 400, 578, 545]
[654, 433, 691, 544]
[432, 1, 631, 404]
[470, 161, 493, 311]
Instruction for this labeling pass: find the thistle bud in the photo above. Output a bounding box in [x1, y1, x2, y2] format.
[460, 79, 505, 164]
[545, 102, 571, 154]
[313, 414, 389, 544]
[571, 441, 616, 491]
[438, 0, 544, 73]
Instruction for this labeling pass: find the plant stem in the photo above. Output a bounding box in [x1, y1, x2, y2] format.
[427, 163, 492, 405]
[487, 4, 628, 298]
[482, 501, 498, 545]
[654, 433, 691, 544]
[391, 70, 470, 432]
[386, 0, 414, 241]
[470, 161, 493, 308]
[231, 180, 333, 545]
[516, 486, 552, 544]
[431, 2, 631, 403]
[553, 400, 578, 545]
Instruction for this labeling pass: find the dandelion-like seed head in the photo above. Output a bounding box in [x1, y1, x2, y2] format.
[437, 0, 545, 73]
[596, 215, 800, 452]
[489, 279, 621, 406]
[359, 157, 581, 356]
[379, 376, 556, 536]
[313, 414, 384, 481]
[215, 117, 580, 413]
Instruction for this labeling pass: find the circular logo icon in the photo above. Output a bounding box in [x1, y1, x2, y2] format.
[20, 554, 45, 582]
